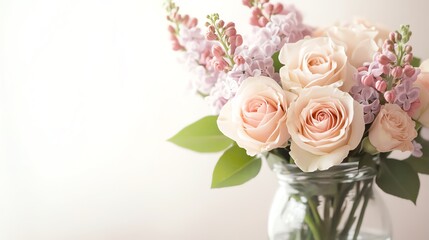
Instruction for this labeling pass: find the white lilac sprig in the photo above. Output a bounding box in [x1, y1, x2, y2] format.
[351, 25, 420, 124]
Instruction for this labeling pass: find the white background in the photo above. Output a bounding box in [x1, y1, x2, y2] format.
[1, 0, 428, 239]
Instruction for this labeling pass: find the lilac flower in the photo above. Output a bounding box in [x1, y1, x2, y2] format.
[381, 49, 397, 63]
[403, 67, 421, 83]
[394, 79, 420, 112]
[203, 5, 312, 113]
[176, 26, 224, 96]
[205, 45, 281, 113]
[280, 4, 304, 22]
[274, 14, 311, 44]
[246, 26, 281, 57]
[206, 76, 232, 114]
[245, 6, 312, 53]
[231, 46, 279, 82]
[412, 140, 423, 158]
[350, 85, 381, 124]
[179, 27, 207, 53]
[265, 13, 312, 51]
[187, 65, 220, 95]
[355, 59, 386, 84]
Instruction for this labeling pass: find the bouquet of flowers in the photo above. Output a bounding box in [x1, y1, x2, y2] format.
[165, 0, 429, 238]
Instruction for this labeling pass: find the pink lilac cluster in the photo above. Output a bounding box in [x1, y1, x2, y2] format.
[350, 25, 422, 156]
[243, 0, 312, 52]
[165, 0, 312, 113]
[166, 1, 220, 95]
[205, 14, 244, 72]
[237, 4, 312, 72]
[205, 2, 312, 113]
[351, 25, 420, 123]
[203, 14, 245, 112]
[242, 0, 286, 27]
[165, 1, 198, 51]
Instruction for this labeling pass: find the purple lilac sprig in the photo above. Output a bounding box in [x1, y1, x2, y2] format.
[351, 25, 420, 124]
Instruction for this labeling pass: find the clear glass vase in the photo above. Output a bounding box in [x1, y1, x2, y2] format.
[268, 162, 392, 240]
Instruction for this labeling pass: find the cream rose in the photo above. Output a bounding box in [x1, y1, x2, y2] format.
[217, 76, 295, 156]
[369, 104, 417, 152]
[353, 19, 390, 47]
[286, 86, 365, 172]
[326, 23, 379, 68]
[279, 37, 354, 94]
[412, 59, 429, 127]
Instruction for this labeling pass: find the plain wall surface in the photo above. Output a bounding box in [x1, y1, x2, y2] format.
[1, 0, 428, 239]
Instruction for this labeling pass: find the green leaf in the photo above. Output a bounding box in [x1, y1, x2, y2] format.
[411, 56, 421, 68]
[358, 153, 377, 171]
[272, 51, 283, 73]
[211, 144, 261, 188]
[168, 116, 233, 152]
[376, 158, 420, 204]
[405, 157, 429, 174]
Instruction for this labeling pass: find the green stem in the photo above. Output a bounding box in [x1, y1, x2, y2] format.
[337, 180, 372, 239]
[323, 197, 331, 238]
[353, 182, 372, 240]
[212, 22, 235, 67]
[174, 22, 180, 35]
[396, 43, 405, 67]
[386, 75, 394, 92]
[304, 212, 321, 240]
[331, 183, 355, 239]
[308, 197, 322, 228]
[339, 182, 366, 238]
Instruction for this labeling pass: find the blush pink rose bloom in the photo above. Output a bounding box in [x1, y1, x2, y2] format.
[412, 59, 429, 127]
[353, 18, 390, 47]
[326, 23, 379, 68]
[217, 76, 295, 156]
[279, 37, 355, 94]
[286, 86, 365, 172]
[312, 18, 391, 52]
[369, 104, 417, 152]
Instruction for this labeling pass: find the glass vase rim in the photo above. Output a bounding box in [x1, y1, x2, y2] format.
[272, 161, 377, 183]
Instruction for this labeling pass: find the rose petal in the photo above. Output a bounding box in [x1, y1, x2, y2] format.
[290, 141, 351, 172]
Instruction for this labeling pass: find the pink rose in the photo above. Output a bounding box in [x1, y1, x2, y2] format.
[412, 59, 429, 127]
[353, 18, 390, 47]
[217, 76, 295, 156]
[279, 37, 355, 94]
[326, 23, 379, 68]
[286, 86, 365, 172]
[369, 104, 417, 152]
